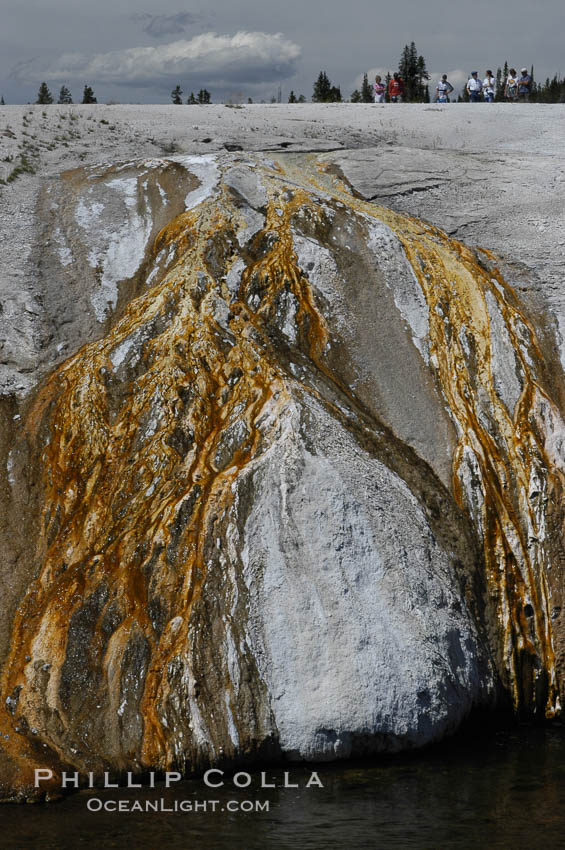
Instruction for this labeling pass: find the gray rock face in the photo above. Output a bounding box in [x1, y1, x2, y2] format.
[329, 143, 565, 366]
[240, 393, 489, 759]
[2, 146, 565, 799]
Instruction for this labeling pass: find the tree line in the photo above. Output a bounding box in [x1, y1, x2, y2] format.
[171, 85, 211, 104]
[314, 42, 430, 103]
[35, 82, 97, 104]
[17, 50, 565, 107]
[312, 44, 565, 104]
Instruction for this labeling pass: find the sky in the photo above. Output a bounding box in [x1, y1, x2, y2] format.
[1, 0, 563, 104]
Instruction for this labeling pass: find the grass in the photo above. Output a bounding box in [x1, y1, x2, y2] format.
[6, 154, 36, 182]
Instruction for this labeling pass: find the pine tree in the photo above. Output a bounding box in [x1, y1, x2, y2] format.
[171, 85, 182, 104]
[399, 45, 410, 96]
[58, 85, 72, 104]
[399, 43, 418, 100]
[384, 72, 392, 103]
[288, 90, 297, 103]
[530, 65, 537, 101]
[361, 73, 373, 103]
[313, 71, 332, 102]
[187, 92, 197, 104]
[416, 54, 430, 100]
[197, 89, 211, 104]
[312, 71, 342, 102]
[36, 82, 54, 104]
[350, 89, 362, 103]
[398, 43, 429, 101]
[0, 96, 4, 105]
[82, 85, 97, 104]
[494, 60, 509, 101]
[297, 94, 306, 103]
[495, 68, 503, 101]
[548, 75, 563, 102]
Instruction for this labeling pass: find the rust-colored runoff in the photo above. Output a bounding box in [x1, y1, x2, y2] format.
[305, 157, 561, 717]
[0, 166, 331, 783]
[1, 155, 562, 796]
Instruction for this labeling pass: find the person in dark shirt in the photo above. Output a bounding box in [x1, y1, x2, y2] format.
[518, 68, 532, 102]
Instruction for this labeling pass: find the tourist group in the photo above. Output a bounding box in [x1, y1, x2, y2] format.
[372, 69, 533, 103]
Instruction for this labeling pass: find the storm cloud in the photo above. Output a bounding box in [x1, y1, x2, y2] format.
[10, 31, 302, 88]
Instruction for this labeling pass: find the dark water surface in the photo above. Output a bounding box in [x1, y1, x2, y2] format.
[3, 725, 565, 849]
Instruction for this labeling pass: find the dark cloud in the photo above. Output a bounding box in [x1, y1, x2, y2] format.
[12, 32, 302, 89]
[132, 12, 204, 39]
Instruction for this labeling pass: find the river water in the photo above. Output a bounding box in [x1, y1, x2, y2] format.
[3, 724, 565, 849]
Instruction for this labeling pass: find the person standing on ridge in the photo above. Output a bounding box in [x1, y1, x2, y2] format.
[466, 71, 483, 102]
[505, 68, 519, 102]
[483, 70, 496, 102]
[388, 73, 405, 103]
[518, 68, 532, 101]
[436, 74, 454, 103]
[373, 75, 386, 103]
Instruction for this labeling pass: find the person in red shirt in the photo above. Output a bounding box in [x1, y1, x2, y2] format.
[388, 73, 405, 103]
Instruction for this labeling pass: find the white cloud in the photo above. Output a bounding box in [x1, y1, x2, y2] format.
[12, 31, 302, 88]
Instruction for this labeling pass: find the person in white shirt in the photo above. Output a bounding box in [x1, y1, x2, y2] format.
[466, 71, 483, 102]
[505, 68, 519, 102]
[373, 75, 386, 103]
[483, 70, 495, 102]
[436, 74, 454, 103]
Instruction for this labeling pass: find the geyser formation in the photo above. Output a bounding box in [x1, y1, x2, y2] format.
[2, 152, 565, 800]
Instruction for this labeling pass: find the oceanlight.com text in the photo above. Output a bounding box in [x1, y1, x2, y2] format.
[86, 797, 270, 813]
